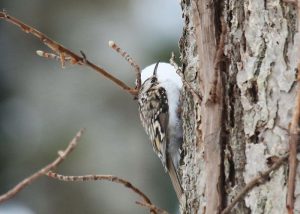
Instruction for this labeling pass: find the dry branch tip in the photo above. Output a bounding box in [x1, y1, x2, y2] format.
[1, 11, 135, 95]
[46, 171, 158, 214]
[108, 40, 115, 48]
[108, 40, 141, 90]
[0, 129, 84, 203]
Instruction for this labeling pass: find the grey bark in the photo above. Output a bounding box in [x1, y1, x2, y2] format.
[179, 0, 300, 213]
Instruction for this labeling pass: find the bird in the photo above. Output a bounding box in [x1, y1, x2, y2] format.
[137, 62, 184, 199]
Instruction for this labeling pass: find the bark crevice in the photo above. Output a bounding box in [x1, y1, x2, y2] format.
[180, 0, 299, 213]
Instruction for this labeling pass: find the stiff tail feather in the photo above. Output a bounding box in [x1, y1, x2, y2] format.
[167, 157, 183, 200]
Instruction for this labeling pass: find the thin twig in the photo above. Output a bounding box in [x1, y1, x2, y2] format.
[170, 52, 202, 101]
[169, 52, 180, 72]
[0, 129, 85, 203]
[136, 201, 169, 214]
[0, 11, 138, 96]
[108, 40, 141, 89]
[46, 171, 158, 214]
[286, 63, 300, 214]
[221, 153, 289, 214]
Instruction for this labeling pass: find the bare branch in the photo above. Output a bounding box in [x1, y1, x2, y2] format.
[0, 129, 85, 203]
[135, 201, 169, 214]
[46, 171, 158, 214]
[0, 11, 137, 96]
[169, 52, 181, 73]
[286, 63, 300, 213]
[221, 153, 289, 214]
[36, 50, 71, 62]
[170, 52, 202, 101]
[109, 40, 141, 90]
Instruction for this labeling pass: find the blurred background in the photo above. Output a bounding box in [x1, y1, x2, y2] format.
[0, 0, 183, 213]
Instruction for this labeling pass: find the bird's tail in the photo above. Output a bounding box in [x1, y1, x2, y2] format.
[167, 156, 183, 200]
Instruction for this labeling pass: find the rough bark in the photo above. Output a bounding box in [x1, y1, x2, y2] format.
[179, 0, 300, 214]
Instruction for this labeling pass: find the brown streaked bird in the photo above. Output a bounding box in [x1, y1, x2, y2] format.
[137, 62, 183, 199]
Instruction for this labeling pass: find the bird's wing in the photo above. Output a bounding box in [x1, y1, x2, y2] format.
[155, 109, 183, 199]
[152, 110, 168, 171]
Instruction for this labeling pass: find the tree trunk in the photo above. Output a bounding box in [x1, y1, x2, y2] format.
[179, 0, 300, 213]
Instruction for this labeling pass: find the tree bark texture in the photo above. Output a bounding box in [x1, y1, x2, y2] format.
[179, 0, 299, 213]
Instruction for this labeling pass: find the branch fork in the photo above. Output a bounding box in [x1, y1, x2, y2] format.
[0, 11, 142, 97]
[0, 11, 169, 213]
